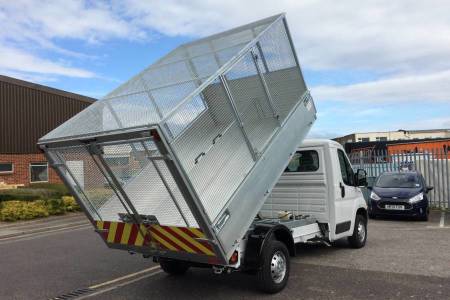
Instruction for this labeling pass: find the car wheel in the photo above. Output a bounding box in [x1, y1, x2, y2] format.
[368, 213, 376, 219]
[159, 258, 190, 275]
[419, 209, 429, 221]
[348, 215, 367, 249]
[256, 240, 290, 294]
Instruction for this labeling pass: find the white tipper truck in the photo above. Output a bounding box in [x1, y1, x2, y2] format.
[38, 14, 368, 293]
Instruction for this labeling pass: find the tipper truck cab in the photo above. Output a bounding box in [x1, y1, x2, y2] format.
[191, 139, 368, 293]
[38, 14, 368, 294]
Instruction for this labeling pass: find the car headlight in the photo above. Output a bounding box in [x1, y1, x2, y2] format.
[409, 193, 424, 203]
[370, 191, 381, 201]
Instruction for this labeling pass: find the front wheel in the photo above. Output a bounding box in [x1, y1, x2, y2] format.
[159, 258, 190, 275]
[256, 240, 290, 294]
[348, 215, 367, 248]
[418, 208, 429, 221]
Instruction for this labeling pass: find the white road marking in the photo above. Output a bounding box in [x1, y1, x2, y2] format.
[89, 266, 161, 289]
[440, 211, 445, 228]
[79, 269, 163, 299]
[0, 224, 91, 245]
[0, 220, 88, 238]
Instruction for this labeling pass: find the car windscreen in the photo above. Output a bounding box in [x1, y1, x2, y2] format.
[375, 173, 421, 188]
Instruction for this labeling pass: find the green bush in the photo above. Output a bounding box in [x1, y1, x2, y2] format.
[0, 189, 42, 202]
[45, 199, 66, 215]
[62, 196, 80, 212]
[0, 201, 49, 222]
[28, 183, 70, 197]
[0, 184, 70, 202]
[0, 196, 80, 222]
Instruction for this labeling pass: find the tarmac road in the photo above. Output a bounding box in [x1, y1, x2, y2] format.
[0, 211, 449, 299]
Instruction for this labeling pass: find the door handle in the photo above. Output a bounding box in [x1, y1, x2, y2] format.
[339, 182, 345, 198]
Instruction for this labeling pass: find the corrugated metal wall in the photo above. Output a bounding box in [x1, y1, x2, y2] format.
[0, 76, 95, 154]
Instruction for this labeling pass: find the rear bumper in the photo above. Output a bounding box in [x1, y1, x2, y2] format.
[369, 200, 428, 217]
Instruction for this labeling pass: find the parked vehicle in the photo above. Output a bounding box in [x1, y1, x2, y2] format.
[368, 171, 433, 221]
[38, 14, 368, 294]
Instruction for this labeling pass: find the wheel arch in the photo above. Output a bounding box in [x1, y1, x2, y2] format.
[356, 206, 368, 222]
[244, 224, 295, 271]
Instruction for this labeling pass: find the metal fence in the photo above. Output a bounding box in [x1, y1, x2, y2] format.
[349, 149, 450, 209]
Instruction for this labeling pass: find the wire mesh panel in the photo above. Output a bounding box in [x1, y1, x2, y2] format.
[224, 49, 279, 154]
[41, 16, 279, 143]
[257, 20, 305, 122]
[50, 145, 123, 221]
[167, 78, 255, 222]
[50, 138, 197, 226]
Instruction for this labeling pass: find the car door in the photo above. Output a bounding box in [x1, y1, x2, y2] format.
[334, 149, 359, 239]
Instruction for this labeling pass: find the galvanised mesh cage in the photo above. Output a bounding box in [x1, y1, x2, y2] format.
[40, 14, 316, 260]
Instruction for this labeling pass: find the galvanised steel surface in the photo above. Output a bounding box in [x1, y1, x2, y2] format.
[39, 14, 317, 263]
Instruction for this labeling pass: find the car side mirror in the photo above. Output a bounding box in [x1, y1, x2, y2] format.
[426, 186, 434, 192]
[355, 169, 368, 187]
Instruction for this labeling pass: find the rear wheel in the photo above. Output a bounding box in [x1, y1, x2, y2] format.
[159, 258, 190, 275]
[348, 215, 367, 248]
[256, 240, 290, 294]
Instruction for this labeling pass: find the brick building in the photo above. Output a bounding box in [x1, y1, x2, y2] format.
[0, 75, 95, 186]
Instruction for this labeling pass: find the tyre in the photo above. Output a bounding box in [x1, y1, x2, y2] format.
[418, 209, 429, 221]
[256, 240, 290, 294]
[159, 258, 190, 275]
[348, 215, 367, 249]
[368, 213, 376, 219]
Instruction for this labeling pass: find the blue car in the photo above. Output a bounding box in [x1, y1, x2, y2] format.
[368, 171, 433, 221]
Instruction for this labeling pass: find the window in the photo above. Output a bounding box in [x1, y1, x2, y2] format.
[358, 138, 370, 142]
[285, 150, 319, 172]
[337, 149, 354, 186]
[30, 162, 49, 183]
[0, 163, 13, 174]
[376, 136, 387, 141]
[375, 173, 421, 188]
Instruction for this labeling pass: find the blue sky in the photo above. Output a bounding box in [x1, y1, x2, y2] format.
[1, 1, 449, 139]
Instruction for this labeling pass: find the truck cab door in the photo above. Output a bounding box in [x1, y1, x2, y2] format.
[332, 149, 359, 240]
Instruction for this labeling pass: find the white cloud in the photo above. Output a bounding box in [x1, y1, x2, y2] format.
[0, 45, 95, 78]
[312, 70, 450, 102]
[115, 0, 450, 74]
[0, 1, 144, 44]
[0, 0, 144, 80]
[113, 0, 450, 103]
[1, 0, 450, 108]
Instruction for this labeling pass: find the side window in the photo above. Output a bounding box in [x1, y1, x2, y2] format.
[337, 149, 354, 186]
[285, 150, 319, 172]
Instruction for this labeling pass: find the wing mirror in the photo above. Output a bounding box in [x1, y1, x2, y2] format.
[355, 169, 368, 187]
[426, 186, 434, 192]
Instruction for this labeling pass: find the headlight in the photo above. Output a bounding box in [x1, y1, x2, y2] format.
[370, 191, 381, 201]
[409, 193, 424, 203]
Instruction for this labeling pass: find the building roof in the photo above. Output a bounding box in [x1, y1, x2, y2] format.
[335, 128, 450, 139]
[0, 75, 95, 154]
[0, 75, 96, 104]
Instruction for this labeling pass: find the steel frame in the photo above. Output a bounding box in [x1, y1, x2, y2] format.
[38, 14, 318, 264]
